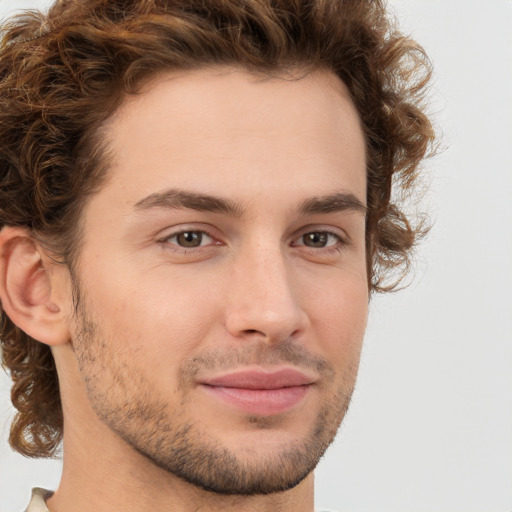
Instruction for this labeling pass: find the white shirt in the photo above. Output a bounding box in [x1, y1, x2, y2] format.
[24, 489, 52, 512]
[24, 488, 340, 512]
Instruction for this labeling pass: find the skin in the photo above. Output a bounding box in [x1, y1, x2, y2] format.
[5, 67, 369, 511]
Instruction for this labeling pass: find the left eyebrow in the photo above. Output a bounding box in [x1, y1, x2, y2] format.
[298, 192, 367, 217]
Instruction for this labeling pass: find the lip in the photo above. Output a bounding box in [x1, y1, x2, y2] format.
[198, 368, 314, 415]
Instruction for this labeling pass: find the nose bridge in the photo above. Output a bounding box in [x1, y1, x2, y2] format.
[225, 237, 308, 342]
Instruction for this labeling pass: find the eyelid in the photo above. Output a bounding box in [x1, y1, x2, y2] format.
[167, 229, 211, 241]
[156, 223, 351, 254]
[157, 224, 223, 250]
[288, 226, 352, 262]
[293, 231, 343, 247]
[292, 225, 349, 243]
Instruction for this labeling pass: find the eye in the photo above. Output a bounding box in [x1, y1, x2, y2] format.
[165, 230, 214, 248]
[294, 231, 342, 249]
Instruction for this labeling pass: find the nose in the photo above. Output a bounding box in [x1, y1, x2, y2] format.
[224, 244, 310, 344]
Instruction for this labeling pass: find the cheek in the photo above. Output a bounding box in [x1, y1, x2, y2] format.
[307, 273, 368, 360]
[84, 268, 221, 379]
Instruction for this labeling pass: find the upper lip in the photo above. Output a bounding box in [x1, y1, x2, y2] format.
[199, 368, 315, 390]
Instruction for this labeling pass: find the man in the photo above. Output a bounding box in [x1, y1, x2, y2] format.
[0, 1, 434, 511]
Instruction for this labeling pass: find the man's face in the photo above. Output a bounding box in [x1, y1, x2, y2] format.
[67, 67, 368, 494]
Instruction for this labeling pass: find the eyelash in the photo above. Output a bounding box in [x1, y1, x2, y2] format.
[159, 228, 219, 254]
[292, 230, 347, 254]
[159, 228, 348, 255]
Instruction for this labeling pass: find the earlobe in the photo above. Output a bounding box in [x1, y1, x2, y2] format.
[0, 227, 70, 346]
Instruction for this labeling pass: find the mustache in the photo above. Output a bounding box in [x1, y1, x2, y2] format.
[179, 340, 334, 381]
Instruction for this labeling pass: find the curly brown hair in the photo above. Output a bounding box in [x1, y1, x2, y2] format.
[0, 0, 434, 458]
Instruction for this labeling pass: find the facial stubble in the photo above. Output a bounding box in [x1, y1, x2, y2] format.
[71, 285, 358, 496]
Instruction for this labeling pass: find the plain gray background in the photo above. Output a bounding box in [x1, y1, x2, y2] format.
[1, 1, 511, 511]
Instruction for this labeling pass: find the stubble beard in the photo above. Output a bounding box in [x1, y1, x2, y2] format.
[71, 288, 357, 496]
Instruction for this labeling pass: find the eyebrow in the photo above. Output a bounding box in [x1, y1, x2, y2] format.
[298, 193, 367, 217]
[134, 189, 246, 217]
[134, 188, 366, 217]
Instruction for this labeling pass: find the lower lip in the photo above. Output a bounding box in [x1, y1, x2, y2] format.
[200, 385, 310, 415]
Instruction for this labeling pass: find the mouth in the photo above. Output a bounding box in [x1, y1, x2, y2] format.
[198, 368, 315, 415]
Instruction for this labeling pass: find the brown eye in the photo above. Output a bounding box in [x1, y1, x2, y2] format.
[177, 231, 202, 247]
[299, 232, 340, 248]
[167, 231, 212, 248]
[302, 232, 329, 247]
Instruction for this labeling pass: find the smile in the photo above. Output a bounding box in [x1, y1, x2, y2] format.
[198, 368, 314, 415]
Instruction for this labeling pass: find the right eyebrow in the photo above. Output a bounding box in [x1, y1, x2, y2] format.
[134, 188, 246, 217]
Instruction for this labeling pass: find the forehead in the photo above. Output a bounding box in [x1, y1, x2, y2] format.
[96, 66, 366, 211]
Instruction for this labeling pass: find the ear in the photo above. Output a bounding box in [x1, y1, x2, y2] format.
[0, 226, 70, 346]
